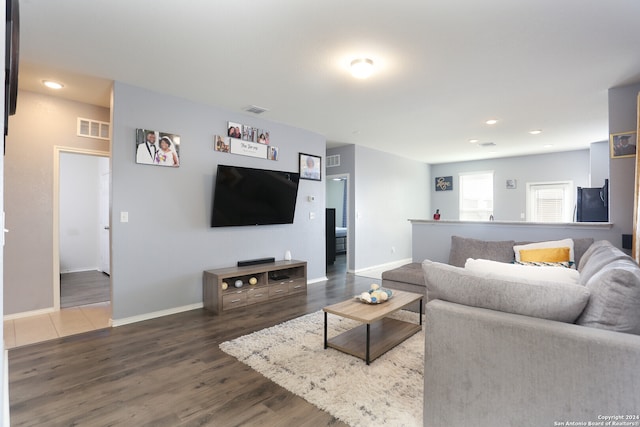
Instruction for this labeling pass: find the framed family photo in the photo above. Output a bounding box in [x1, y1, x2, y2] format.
[135, 129, 181, 167]
[299, 153, 321, 181]
[610, 131, 637, 159]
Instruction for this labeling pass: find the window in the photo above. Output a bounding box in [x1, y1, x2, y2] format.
[459, 171, 494, 220]
[526, 181, 574, 222]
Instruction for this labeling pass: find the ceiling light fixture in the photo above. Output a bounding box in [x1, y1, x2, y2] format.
[485, 119, 498, 125]
[42, 80, 64, 89]
[529, 129, 542, 135]
[543, 144, 553, 148]
[350, 58, 374, 79]
[469, 139, 479, 143]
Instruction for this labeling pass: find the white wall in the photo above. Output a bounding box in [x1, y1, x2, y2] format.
[353, 145, 430, 270]
[430, 150, 590, 221]
[59, 153, 105, 273]
[110, 82, 326, 321]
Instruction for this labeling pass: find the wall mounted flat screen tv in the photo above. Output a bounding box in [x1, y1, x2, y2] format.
[211, 164, 300, 227]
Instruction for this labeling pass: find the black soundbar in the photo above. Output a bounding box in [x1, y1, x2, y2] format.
[237, 257, 275, 267]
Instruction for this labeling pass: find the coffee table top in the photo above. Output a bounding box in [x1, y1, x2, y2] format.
[323, 289, 422, 323]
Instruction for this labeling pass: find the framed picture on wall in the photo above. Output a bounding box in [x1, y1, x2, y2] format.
[299, 153, 321, 181]
[135, 129, 181, 167]
[610, 130, 637, 159]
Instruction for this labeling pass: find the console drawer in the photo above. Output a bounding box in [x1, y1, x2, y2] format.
[247, 288, 269, 304]
[288, 280, 306, 294]
[269, 283, 289, 298]
[222, 291, 247, 310]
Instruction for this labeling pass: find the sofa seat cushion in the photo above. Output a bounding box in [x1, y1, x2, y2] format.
[423, 259, 591, 323]
[577, 241, 640, 335]
[448, 236, 516, 267]
[381, 262, 425, 286]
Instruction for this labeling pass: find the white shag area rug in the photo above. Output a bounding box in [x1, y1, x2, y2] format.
[219, 310, 424, 427]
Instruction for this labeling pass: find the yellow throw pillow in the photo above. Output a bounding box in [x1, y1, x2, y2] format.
[519, 247, 571, 263]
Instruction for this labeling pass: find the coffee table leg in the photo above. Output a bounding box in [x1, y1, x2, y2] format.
[420, 297, 423, 326]
[324, 311, 328, 349]
[366, 323, 370, 365]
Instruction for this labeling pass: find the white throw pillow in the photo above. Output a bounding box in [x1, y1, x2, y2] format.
[513, 238, 575, 263]
[465, 258, 580, 285]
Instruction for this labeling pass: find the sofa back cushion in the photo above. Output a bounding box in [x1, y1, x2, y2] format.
[423, 260, 590, 323]
[576, 240, 640, 335]
[448, 236, 515, 267]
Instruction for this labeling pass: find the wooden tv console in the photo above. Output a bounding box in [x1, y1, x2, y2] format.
[202, 260, 307, 314]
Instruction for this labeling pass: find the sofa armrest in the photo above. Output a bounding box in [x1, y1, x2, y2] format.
[424, 300, 640, 427]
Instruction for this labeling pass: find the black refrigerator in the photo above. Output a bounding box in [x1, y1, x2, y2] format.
[576, 179, 608, 222]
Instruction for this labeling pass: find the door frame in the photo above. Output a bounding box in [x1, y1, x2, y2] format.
[326, 173, 351, 270]
[53, 146, 110, 310]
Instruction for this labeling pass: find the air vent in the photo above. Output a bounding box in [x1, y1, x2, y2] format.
[326, 154, 340, 168]
[244, 105, 269, 114]
[479, 142, 496, 147]
[77, 117, 110, 140]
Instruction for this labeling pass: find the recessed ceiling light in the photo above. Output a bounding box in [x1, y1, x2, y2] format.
[529, 129, 542, 135]
[485, 119, 498, 125]
[350, 58, 374, 79]
[469, 139, 479, 143]
[42, 80, 64, 89]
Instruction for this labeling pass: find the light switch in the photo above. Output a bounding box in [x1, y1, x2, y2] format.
[120, 211, 129, 223]
[309, 212, 316, 220]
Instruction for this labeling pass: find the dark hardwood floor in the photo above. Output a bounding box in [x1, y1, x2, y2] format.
[60, 270, 111, 308]
[10, 257, 374, 426]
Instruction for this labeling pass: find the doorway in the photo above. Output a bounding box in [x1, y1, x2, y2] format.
[327, 173, 349, 274]
[54, 147, 110, 311]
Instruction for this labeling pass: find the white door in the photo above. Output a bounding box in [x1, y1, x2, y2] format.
[98, 159, 110, 275]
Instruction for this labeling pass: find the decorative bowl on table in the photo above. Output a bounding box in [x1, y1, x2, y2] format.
[355, 284, 393, 304]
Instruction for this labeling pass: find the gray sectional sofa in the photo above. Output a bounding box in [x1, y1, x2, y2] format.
[386, 236, 640, 426]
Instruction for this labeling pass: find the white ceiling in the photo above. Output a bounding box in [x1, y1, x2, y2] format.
[16, 0, 640, 164]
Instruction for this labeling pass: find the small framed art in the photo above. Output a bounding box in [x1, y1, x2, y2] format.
[299, 153, 321, 181]
[610, 131, 637, 159]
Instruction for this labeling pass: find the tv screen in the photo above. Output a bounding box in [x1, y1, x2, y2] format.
[211, 164, 300, 227]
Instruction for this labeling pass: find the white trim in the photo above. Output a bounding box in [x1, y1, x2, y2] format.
[111, 302, 203, 327]
[53, 146, 110, 312]
[60, 267, 101, 274]
[4, 307, 56, 321]
[326, 172, 350, 269]
[353, 258, 412, 275]
[307, 277, 328, 285]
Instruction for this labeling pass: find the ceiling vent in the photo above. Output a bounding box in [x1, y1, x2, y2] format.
[326, 154, 340, 168]
[244, 105, 269, 114]
[479, 142, 496, 147]
[77, 117, 110, 140]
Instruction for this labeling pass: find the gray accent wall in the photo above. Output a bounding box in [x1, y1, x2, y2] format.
[110, 82, 326, 321]
[608, 82, 640, 250]
[4, 91, 110, 315]
[430, 150, 590, 222]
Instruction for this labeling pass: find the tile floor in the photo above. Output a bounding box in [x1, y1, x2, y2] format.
[4, 302, 111, 349]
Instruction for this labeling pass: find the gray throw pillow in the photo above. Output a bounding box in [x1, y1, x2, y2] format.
[448, 236, 515, 267]
[423, 260, 591, 323]
[576, 257, 640, 335]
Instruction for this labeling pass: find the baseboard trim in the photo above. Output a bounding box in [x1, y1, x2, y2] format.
[308, 276, 328, 285]
[111, 302, 204, 327]
[353, 258, 412, 275]
[4, 307, 56, 321]
[60, 267, 100, 274]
